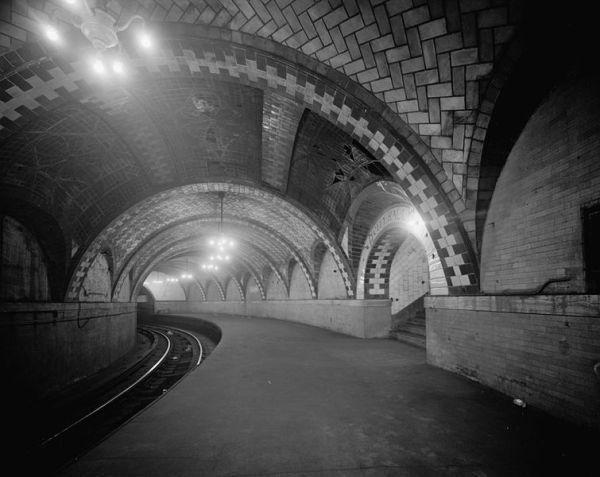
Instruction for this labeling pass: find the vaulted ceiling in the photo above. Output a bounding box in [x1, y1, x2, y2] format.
[0, 0, 533, 299]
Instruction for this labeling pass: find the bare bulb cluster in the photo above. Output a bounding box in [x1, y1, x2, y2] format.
[40, 0, 155, 77]
[207, 237, 235, 251]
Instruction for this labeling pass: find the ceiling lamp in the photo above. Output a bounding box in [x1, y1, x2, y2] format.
[200, 192, 236, 272]
[41, 0, 154, 75]
[200, 264, 219, 272]
[180, 259, 194, 280]
[207, 192, 235, 250]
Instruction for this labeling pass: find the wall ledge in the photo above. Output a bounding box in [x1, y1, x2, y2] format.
[425, 294, 599, 317]
[153, 299, 392, 338]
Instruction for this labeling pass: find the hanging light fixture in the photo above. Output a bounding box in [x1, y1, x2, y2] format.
[207, 192, 235, 251]
[39, 0, 155, 76]
[200, 192, 234, 272]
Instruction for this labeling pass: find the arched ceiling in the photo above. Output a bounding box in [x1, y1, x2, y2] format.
[71, 183, 353, 302]
[21, 0, 521, 209]
[0, 0, 530, 298]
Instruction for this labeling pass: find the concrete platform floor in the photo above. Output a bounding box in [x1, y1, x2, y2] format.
[60, 314, 595, 476]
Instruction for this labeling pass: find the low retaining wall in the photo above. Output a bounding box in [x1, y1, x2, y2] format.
[425, 295, 600, 428]
[153, 299, 391, 338]
[0, 302, 137, 399]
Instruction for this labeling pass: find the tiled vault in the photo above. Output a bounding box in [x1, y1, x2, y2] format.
[0, 12, 493, 295]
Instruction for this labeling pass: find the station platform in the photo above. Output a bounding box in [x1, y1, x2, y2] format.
[60, 314, 594, 476]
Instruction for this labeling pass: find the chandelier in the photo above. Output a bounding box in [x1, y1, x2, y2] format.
[200, 192, 235, 272]
[39, 0, 154, 76]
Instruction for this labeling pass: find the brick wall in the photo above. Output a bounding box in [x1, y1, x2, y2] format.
[289, 261, 312, 299]
[426, 295, 600, 428]
[389, 234, 429, 314]
[114, 274, 130, 302]
[266, 272, 287, 299]
[188, 282, 205, 301]
[317, 250, 347, 299]
[1, 301, 136, 399]
[78, 252, 111, 302]
[226, 279, 240, 301]
[154, 299, 391, 338]
[0, 215, 49, 301]
[481, 71, 600, 293]
[246, 276, 262, 301]
[0, 0, 520, 204]
[205, 280, 223, 301]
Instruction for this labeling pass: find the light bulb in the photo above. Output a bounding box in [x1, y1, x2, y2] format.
[139, 31, 152, 49]
[44, 25, 60, 42]
[112, 60, 125, 75]
[92, 59, 105, 74]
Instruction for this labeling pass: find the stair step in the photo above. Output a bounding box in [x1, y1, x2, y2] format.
[408, 316, 425, 326]
[403, 323, 425, 336]
[390, 330, 426, 349]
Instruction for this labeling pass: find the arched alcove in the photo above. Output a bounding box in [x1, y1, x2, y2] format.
[143, 271, 186, 301]
[289, 261, 312, 299]
[245, 276, 263, 301]
[0, 216, 50, 302]
[317, 250, 347, 299]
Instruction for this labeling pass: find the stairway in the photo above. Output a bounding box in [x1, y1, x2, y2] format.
[390, 296, 426, 349]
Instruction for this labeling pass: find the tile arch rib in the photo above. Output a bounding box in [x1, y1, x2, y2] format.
[340, 180, 413, 276]
[74, 183, 336, 303]
[188, 279, 207, 302]
[129, 238, 267, 302]
[1, 31, 480, 294]
[206, 276, 226, 302]
[5, 1, 519, 194]
[363, 231, 403, 299]
[156, 252, 262, 293]
[224, 274, 245, 301]
[112, 219, 281, 299]
[466, 33, 525, 253]
[341, 181, 412, 238]
[129, 232, 270, 296]
[123, 36, 480, 293]
[134, 237, 262, 298]
[356, 205, 445, 299]
[112, 216, 306, 302]
[111, 213, 293, 293]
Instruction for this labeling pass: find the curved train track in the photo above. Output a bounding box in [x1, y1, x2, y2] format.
[25, 323, 216, 474]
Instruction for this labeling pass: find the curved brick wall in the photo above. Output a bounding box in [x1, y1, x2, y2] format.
[481, 70, 600, 293]
[0, 216, 50, 301]
[78, 252, 111, 302]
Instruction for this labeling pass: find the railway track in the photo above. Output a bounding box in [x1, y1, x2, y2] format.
[23, 324, 215, 475]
